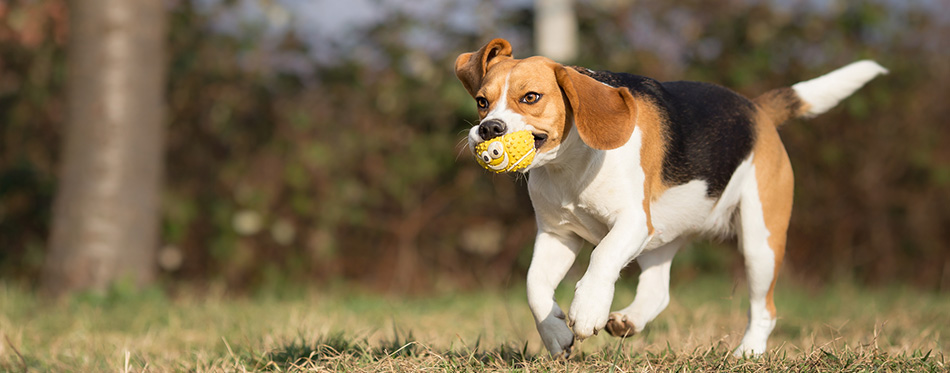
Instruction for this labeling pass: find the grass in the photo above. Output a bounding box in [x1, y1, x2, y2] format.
[1, 274, 947, 371]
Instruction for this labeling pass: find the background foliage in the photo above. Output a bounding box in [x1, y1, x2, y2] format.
[1, 0, 948, 292]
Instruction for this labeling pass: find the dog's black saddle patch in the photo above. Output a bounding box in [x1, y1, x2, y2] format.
[574, 67, 757, 198]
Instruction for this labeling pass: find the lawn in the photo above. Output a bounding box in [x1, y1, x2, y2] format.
[1, 274, 947, 371]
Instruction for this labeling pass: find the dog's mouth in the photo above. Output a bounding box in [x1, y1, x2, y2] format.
[533, 133, 548, 150]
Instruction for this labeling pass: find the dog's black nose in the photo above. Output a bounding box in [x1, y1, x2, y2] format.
[477, 119, 507, 141]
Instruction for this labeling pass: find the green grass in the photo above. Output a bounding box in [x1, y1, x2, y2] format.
[1, 275, 947, 371]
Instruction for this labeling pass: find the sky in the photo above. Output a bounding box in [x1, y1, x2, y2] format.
[193, 0, 533, 71]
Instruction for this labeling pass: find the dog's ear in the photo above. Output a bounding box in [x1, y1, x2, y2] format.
[556, 66, 638, 150]
[455, 38, 513, 98]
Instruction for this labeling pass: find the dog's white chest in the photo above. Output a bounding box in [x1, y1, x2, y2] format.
[540, 187, 615, 245]
[528, 130, 648, 245]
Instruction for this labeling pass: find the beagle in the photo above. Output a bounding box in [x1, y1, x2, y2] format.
[456, 38, 887, 357]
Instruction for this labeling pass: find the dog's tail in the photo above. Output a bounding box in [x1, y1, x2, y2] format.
[755, 60, 888, 125]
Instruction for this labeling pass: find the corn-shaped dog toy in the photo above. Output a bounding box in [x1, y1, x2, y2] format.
[474, 130, 536, 173]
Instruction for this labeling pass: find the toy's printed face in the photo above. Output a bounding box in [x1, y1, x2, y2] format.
[474, 130, 536, 173]
[466, 57, 571, 172]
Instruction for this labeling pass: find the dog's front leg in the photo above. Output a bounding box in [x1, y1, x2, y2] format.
[527, 230, 584, 357]
[568, 215, 651, 339]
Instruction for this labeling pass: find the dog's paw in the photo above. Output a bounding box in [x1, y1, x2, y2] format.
[604, 312, 638, 338]
[568, 309, 608, 340]
[733, 317, 774, 358]
[568, 278, 613, 339]
[538, 318, 575, 357]
[551, 338, 575, 359]
[732, 342, 767, 358]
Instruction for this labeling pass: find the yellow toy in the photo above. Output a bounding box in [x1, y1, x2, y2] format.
[474, 130, 536, 173]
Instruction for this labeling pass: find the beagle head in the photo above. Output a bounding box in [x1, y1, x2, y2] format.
[456, 38, 639, 171]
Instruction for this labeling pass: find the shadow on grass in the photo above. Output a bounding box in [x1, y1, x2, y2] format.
[255, 329, 948, 372]
[257, 328, 537, 371]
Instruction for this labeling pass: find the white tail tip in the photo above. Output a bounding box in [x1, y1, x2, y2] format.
[791, 60, 888, 117]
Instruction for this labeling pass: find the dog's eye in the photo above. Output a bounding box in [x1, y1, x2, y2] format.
[487, 141, 504, 159]
[520, 92, 542, 104]
[476, 97, 489, 110]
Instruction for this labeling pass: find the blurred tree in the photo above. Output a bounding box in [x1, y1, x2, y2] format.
[535, 0, 578, 62]
[41, 0, 166, 295]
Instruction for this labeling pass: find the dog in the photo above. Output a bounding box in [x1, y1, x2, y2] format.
[455, 38, 886, 357]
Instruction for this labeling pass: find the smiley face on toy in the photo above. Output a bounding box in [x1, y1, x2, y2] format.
[474, 130, 536, 173]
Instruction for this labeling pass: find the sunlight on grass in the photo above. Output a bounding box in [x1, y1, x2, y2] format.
[1, 276, 947, 371]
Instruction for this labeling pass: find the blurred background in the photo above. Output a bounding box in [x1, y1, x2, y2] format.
[0, 0, 947, 297]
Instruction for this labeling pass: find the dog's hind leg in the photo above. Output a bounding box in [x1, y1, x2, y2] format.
[733, 146, 793, 357]
[604, 238, 686, 338]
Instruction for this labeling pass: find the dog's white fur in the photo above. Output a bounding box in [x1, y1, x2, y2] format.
[793, 60, 889, 117]
[457, 40, 886, 358]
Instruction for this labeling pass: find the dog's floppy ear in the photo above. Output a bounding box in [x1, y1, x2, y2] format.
[556, 66, 638, 150]
[455, 38, 513, 98]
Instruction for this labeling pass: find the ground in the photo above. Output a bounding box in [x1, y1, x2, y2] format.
[1, 274, 947, 371]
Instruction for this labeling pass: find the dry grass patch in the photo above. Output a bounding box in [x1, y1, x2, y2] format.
[1, 275, 947, 371]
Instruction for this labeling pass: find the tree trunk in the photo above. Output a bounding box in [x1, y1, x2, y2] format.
[535, 0, 578, 62]
[42, 0, 166, 296]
